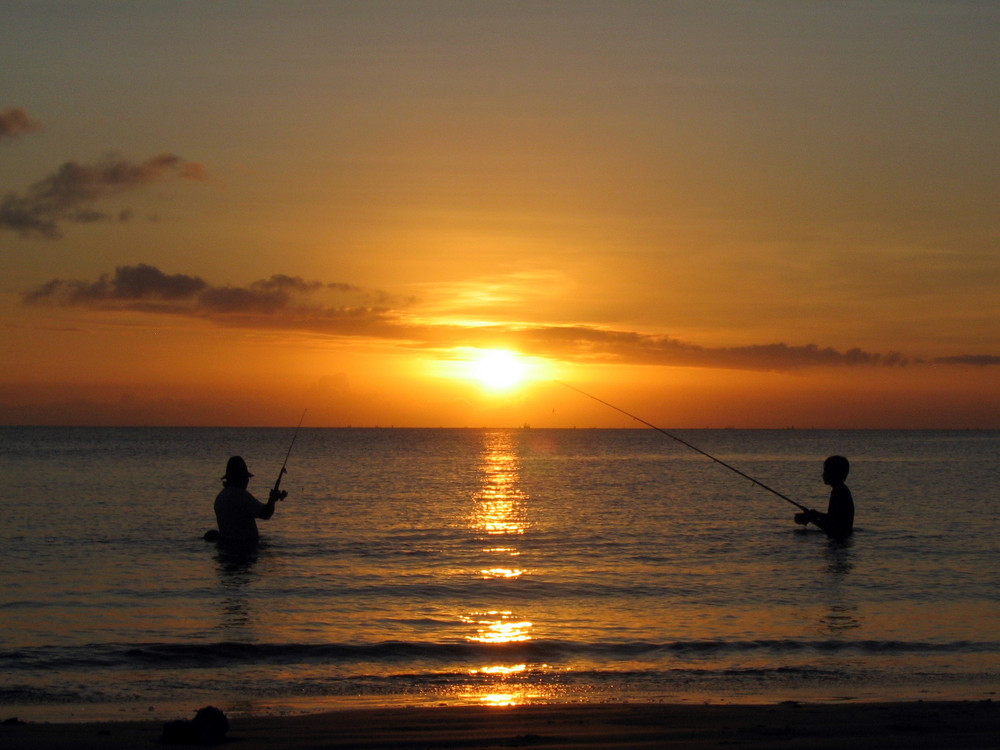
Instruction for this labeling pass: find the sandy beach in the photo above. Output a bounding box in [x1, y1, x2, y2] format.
[4, 700, 998, 749]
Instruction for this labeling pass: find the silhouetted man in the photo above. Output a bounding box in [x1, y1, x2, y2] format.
[212, 456, 284, 547]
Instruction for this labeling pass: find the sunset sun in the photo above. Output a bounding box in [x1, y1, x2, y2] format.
[470, 349, 529, 391]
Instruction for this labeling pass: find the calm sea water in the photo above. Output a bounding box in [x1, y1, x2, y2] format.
[1, 427, 998, 721]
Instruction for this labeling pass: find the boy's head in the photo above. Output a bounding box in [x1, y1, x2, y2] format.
[823, 454, 850, 485]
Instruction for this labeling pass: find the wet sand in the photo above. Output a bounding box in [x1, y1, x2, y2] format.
[4, 700, 999, 749]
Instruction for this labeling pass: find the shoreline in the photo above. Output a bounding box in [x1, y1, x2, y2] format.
[4, 700, 998, 749]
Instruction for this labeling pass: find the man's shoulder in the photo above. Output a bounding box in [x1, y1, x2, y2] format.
[216, 485, 254, 504]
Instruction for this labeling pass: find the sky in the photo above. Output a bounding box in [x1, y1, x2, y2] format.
[1, 1, 998, 428]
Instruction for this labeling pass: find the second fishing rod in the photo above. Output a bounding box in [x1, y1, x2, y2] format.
[557, 381, 809, 512]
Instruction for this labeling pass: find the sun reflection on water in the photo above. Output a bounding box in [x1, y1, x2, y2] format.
[479, 693, 521, 706]
[463, 610, 533, 643]
[463, 431, 537, 705]
[473, 664, 527, 675]
[466, 663, 543, 707]
[480, 567, 525, 579]
[471, 433, 529, 541]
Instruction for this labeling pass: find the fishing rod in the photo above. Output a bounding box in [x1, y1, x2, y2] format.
[556, 381, 808, 512]
[272, 408, 306, 501]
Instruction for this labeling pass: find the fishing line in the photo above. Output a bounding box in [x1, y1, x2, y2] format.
[556, 381, 808, 511]
[281, 408, 307, 468]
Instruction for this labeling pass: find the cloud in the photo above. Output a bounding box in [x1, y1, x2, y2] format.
[932, 354, 1000, 366]
[0, 108, 43, 141]
[23, 264, 999, 373]
[22, 264, 207, 306]
[200, 282, 305, 315]
[1, 153, 208, 237]
[452, 325, 912, 371]
[23, 264, 400, 329]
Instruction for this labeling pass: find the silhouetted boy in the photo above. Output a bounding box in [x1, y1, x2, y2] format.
[795, 455, 854, 537]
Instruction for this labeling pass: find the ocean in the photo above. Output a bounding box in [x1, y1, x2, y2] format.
[1, 427, 998, 722]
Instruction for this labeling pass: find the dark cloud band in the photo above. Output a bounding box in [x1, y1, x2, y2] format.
[0, 108, 43, 140]
[1, 153, 207, 238]
[24, 263, 998, 373]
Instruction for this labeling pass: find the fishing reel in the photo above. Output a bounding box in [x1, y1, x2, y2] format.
[794, 509, 818, 525]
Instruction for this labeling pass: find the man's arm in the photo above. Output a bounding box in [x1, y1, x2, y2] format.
[256, 489, 281, 520]
[238, 488, 280, 520]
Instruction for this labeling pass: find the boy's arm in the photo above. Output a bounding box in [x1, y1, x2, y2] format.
[794, 508, 825, 527]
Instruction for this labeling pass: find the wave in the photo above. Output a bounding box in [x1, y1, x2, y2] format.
[4, 637, 998, 671]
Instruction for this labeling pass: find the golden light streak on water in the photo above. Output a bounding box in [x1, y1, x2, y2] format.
[480, 567, 525, 579]
[467, 431, 533, 627]
[471, 431, 529, 541]
[479, 692, 520, 706]
[463, 610, 533, 643]
[471, 665, 527, 675]
[483, 546, 520, 555]
[459, 431, 538, 705]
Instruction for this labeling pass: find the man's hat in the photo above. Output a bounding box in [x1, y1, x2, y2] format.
[223, 455, 253, 481]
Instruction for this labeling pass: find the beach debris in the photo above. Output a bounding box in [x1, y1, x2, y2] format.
[161, 705, 229, 745]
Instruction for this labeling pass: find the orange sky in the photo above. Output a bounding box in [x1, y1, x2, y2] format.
[1, 2, 998, 428]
